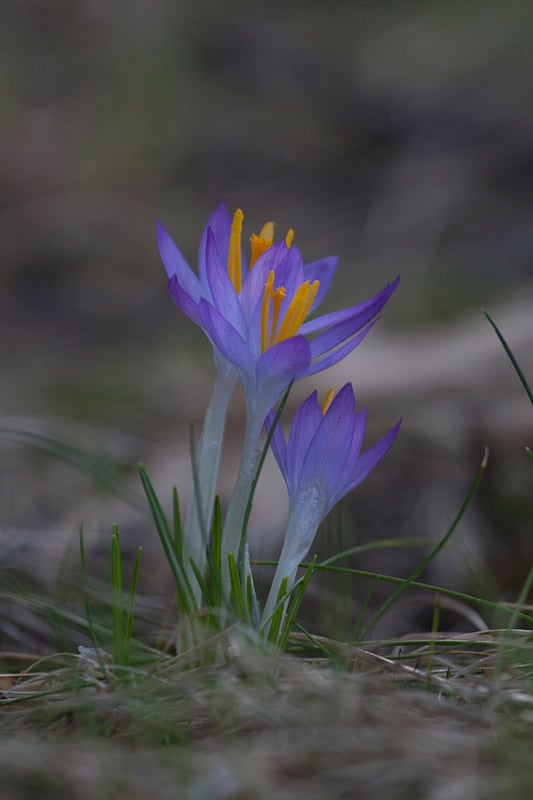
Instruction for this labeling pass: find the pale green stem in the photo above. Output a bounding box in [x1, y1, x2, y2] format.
[261, 486, 325, 628]
[183, 362, 237, 607]
[220, 411, 264, 600]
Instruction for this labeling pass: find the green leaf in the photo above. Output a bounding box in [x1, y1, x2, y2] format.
[138, 464, 196, 614]
[172, 486, 183, 560]
[279, 556, 318, 650]
[267, 577, 288, 644]
[227, 553, 246, 620]
[482, 308, 533, 407]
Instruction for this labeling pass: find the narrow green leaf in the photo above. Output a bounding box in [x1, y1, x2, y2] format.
[172, 486, 183, 560]
[189, 557, 213, 608]
[279, 556, 318, 650]
[111, 524, 127, 666]
[227, 553, 245, 619]
[267, 577, 288, 644]
[350, 577, 378, 645]
[482, 308, 533, 406]
[292, 621, 337, 658]
[245, 573, 254, 627]
[281, 562, 533, 628]
[138, 464, 196, 614]
[189, 421, 208, 545]
[210, 495, 223, 607]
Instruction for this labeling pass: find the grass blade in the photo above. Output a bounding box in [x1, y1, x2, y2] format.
[138, 463, 196, 615]
[228, 553, 247, 621]
[172, 486, 183, 560]
[111, 524, 127, 667]
[266, 577, 289, 644]
[482, 307, 533, 406]
[278, 556, 318, 650]
[210, 495, 223, 607]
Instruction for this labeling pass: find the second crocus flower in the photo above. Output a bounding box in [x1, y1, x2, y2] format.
[262, 384, 401, 627]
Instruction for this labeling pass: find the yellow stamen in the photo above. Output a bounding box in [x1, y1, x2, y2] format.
[249, 220, 274, 268]
[269, 285, 287, 348]
[274, 280, 320, 344]
[228, 208, 244, 293]
[260, 270, 288, 352]
[261, 271, 275, 354]
[285, 228, 295, 248]
[321, 388, 336, 415]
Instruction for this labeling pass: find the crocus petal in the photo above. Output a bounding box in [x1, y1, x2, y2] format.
[347, 406, 367, 466]
[271, 245, 305, 302]
[198, 202, 232, 286]
[303, 319, 378, 377]
[307, 313, 378, 360]
[299, 384, 356, 497]
[204, 228, 247, 337]
[239, 240, 290, 319]
[265, 410, 288, 477]
[299, 276, 400, 337]
[199, 298, 254, 372]
[167, 274, 202, 326]
[342, 419, 402, 501]
[304, 256, 338, 312]
[157, 222, 203, 302]
[253, 336, 312, 418]
[285, 391, 322, 498]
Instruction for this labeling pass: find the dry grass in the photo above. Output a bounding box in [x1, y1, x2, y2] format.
[1, 627, 532, 800]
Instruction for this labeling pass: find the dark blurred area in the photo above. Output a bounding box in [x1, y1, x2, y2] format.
[1, 1, 533, 649]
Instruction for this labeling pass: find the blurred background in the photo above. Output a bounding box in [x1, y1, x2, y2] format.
[2, 0, 533, 648]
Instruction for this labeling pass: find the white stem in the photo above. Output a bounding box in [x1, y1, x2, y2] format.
[183, 360, 237, 607]
[261, 486, 325, 629]
[220, 411, 264, 600]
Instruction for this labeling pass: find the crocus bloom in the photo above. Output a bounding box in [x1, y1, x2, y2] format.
[262, 384, 401, 626]
[158, 203, 399, 426]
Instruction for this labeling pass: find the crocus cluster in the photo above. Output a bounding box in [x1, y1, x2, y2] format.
[157, 203, 400, 629]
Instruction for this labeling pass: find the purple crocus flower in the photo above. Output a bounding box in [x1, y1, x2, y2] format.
[158, 203, 399, 424]
[262, 384, 401, 626]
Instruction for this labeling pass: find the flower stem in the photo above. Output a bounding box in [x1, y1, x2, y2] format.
[220, 412, 263, 602]
[184, 361, 237, 607]
[261, 489, 324, 627]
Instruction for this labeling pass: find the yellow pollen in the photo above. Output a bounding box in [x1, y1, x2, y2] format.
[260, 270, 287, 352]
[269, 285, 287, 348]
[321, 388, 336, 415]
[228, 208, 244, 293]
[261, 271, 275, 353]
[285, 228, 295, 248]
[249, 220, 274, 268]
[274, 280, 320, 344]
